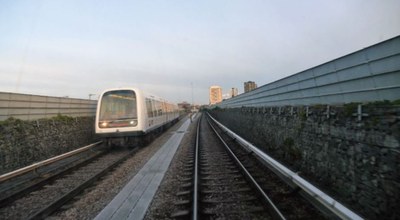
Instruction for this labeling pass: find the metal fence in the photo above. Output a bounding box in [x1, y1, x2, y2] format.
[0, 92, 97, 121]
[217, 36, 400, 108]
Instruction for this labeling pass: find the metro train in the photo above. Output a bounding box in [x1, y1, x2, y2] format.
[95, 88, 180, 147]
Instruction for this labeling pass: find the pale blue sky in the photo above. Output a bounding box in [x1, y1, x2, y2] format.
[1, 0, 399, 104]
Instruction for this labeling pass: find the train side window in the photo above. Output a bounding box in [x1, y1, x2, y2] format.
[151, 99, 157, 117]
[146, 98, 153, 118]
[156, 100, 162, 116]
[162, 102, 167, 115]
[155, 100, 159, 116]
[158, 101, 163, 115]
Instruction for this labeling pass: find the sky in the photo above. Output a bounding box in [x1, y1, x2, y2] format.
[0, 0, 399, 105]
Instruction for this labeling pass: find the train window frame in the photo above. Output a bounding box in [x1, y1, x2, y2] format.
[99, 90, 137, 121]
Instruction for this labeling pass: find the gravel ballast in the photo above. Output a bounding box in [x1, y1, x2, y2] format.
[144, 114, 199, 220]
[47, 117, 190, 220]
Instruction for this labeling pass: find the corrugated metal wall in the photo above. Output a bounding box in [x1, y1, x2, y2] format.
[217, 36, 400, 108]
[0, 92, 97, 120]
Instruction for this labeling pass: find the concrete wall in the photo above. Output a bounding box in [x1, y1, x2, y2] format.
[210, 104, 399, 219]
[0, 92, 97, 121]
[0, 116, 98, 175]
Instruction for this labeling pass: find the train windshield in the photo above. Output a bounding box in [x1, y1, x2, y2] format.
[99, 90, 137, 121]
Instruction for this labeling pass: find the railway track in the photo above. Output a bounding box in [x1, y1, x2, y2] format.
[172, 114, 326, 219]
[0, 142, 105, 206]
[0, 143, 137, 220]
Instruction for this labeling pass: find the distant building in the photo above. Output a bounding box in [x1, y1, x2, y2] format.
[178, 101, 191, 112]
[244, 81, 257, 93]
[209, 86, 222, 105]
[230, 88, 238, 98]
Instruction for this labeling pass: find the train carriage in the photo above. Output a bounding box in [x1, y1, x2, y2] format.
[95, 88, 179, 146]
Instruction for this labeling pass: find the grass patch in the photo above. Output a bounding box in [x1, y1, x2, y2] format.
[51, 114, 74, 122]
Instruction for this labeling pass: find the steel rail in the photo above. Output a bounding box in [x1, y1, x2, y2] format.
[206, 116, 286, 220]
[207, 113, 364, 220]
[191, 115, 201, 220]
[27, 148, 138, 220]
[0, 141, 102, 182]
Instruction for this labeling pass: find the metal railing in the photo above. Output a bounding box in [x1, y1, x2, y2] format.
[207, 113, 363, 220]
[0, 141, 102, 182]
[0, 92, 97, 120]
[217, 36, 400, 108]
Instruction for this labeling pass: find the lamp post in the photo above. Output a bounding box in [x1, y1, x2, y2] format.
[191, 82, 194, 112]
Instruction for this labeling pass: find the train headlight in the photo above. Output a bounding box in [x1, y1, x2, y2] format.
[99, 122, 108, 128]
[99, 119, 137, 128]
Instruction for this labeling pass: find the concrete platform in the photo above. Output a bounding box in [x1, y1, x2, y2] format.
[94, 118, 191, 220]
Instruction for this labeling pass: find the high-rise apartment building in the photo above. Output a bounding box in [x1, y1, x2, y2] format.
[244, 81, 257, 93]
[209, 86, 222, 105]
[230, 87, 238, 98]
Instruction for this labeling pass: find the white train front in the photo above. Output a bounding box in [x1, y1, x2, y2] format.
[95, 88, 179, 146]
